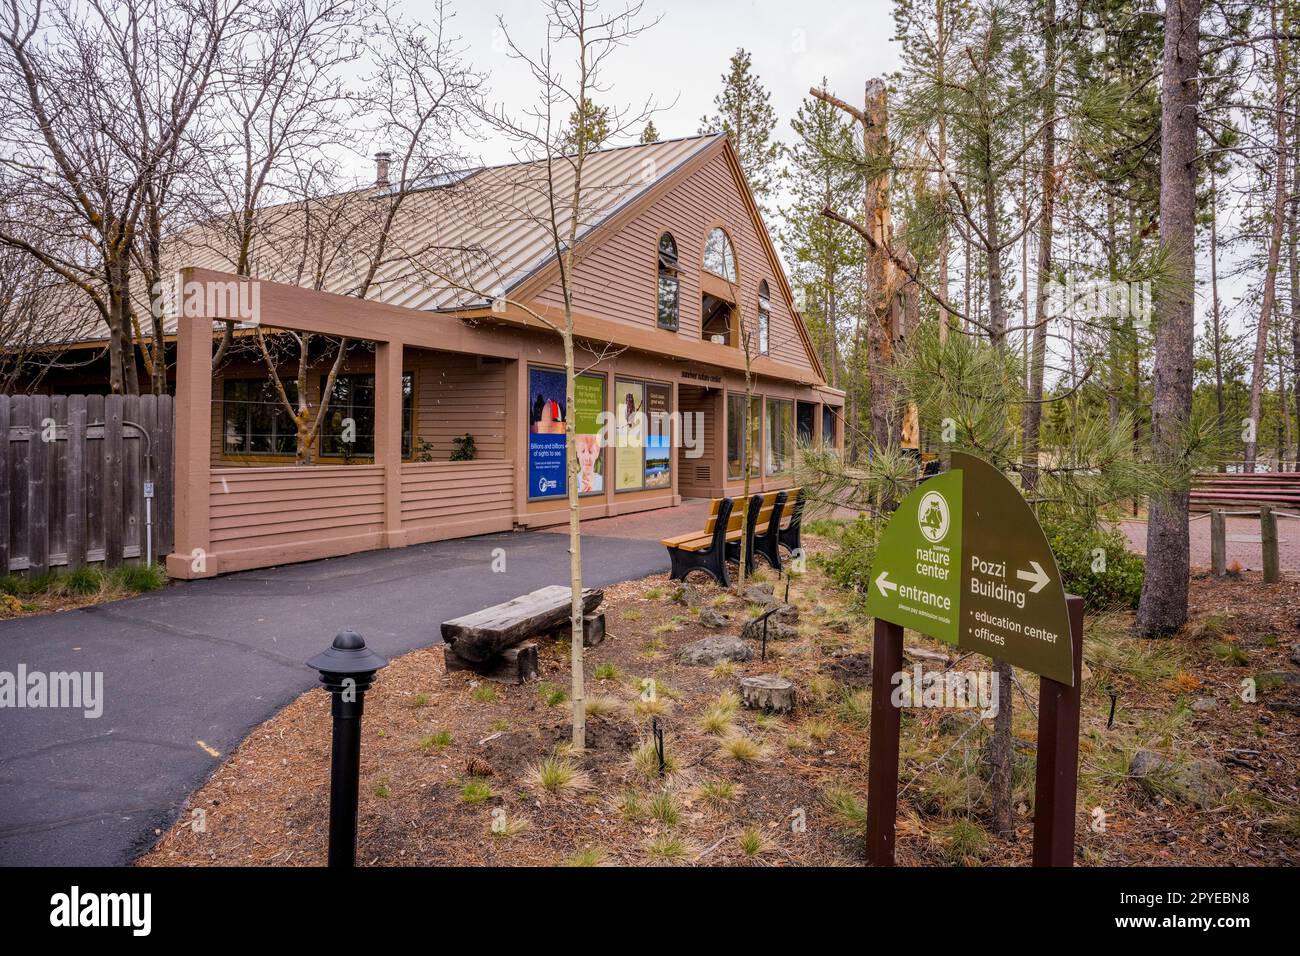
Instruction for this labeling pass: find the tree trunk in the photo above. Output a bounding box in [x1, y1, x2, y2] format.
[1136, 0, 1200, 638]
[1210, 167, 1226, 462]
[1244, 7, 1289, 472]
[864, 79, 896, 451]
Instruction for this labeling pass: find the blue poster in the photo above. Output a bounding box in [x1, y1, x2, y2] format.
[529, 367, 568, 499]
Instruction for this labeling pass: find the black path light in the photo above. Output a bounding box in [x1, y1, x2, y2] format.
[306, 630, 389, 868]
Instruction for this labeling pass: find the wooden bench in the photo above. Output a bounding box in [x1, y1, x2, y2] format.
[661, 496, 736, 586]
[440, 585, 604, 683]
[727, 490, 788, 575]
[1190, 472, 1300, 511]
[778, 487, 805, 560]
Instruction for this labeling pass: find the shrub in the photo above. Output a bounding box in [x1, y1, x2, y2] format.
[1040, 514, 1144, 611]
[818, 515, 880, 596]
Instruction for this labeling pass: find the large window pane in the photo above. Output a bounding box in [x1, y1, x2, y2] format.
[727, 392, 762, 479]
[222, 379, 297, 455]
[766, 398, 792, 475]
[320, 372, 413, 458]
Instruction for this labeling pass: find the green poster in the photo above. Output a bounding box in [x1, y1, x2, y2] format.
[865, 453, 1074, 685]
[574, 373, 604, 496]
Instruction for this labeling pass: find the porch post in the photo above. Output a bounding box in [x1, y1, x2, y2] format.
[375, 340, 405, 548]
[167, 269, 215, 579]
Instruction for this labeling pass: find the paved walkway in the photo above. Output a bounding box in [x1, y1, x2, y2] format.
[0, 527, 671, 866]
[1120, 513, 1300, 572]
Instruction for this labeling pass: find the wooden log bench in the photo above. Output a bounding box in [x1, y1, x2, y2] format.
[661, 496, 735, 586]
[441, 585, 604, 683]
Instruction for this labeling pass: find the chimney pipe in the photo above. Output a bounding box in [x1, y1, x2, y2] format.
[374, 151, 392, 187]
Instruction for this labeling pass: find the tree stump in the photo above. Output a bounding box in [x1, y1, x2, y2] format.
[444, 641, 538, 684]
[739, 675, 796, 713]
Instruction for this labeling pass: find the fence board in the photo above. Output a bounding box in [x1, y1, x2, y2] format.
[1, 393, 174, 575]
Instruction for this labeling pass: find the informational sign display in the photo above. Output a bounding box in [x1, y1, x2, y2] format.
[614, 379, 644, 491]
[527, 366, 604, 500]
[644, 383, 672, 489]
[865, 452, 1073, 685]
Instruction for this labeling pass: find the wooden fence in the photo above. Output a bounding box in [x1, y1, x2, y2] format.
[1, 394, 174, 575]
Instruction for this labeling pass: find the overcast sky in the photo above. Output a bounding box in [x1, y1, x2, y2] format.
[434, 0, 901, 165]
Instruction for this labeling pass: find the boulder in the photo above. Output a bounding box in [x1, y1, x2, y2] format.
[678, 635, 753, 666]
[1290, 643, 1300, 667]
[1190, 696, 1219, 713]
[698, 608, 731, 629]
[742, 616, 799, 642]
[742, 583, 776, 606]
[1128, 750, 1229, 808]
[672, 583, 703, 607]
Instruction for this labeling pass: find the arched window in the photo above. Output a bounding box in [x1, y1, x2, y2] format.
[657, 232, 679, 330]
[757, 280, 771, 354]
[702, 227, 737, 282]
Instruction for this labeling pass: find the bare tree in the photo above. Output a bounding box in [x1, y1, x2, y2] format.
[0, 0, 242, 394]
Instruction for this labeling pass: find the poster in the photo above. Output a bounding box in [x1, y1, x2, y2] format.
[574, 373, 605, 496]
[528, 367, 605, 500]
[615, 379, 644, 491]
[644, 383, 672, 489]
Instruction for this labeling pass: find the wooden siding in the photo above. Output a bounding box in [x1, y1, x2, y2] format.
[677, 386, 718, 498]
[400, 460, 514, 541]
[411, 352, 507, 459]
[208, 464, 385, 571]
[533, 149, 816, 375]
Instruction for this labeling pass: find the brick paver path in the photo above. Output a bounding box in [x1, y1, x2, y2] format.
[1120, 513, 1300, 572]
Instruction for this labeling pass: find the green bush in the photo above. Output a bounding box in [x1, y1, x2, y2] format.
[1041, 515, 1144, 611]
[817, 515, 880, 597]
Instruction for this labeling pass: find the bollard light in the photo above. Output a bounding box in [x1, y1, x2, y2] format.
[306, 630, 388, 868]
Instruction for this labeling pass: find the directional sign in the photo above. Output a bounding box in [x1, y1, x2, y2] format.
[865, 452, 1074, 685]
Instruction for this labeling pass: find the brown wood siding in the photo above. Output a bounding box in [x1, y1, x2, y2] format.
[208, 465, 384, 558]
[411, 352, 507, 459]
[677, 386, 718, 497]
[400, 460, 513, 536]
[532, 150, 815, 375]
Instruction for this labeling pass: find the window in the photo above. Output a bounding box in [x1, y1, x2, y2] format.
[757, 280, 770, 354]
[822, 405, 836, 449]
[223, 379, 298, 455]
[726, 392, 762, 479]
[657, 232, 680, 330]
[703, 227, 737, 282]
[766, 398, 793, 475]
[319, 372, 414, 458]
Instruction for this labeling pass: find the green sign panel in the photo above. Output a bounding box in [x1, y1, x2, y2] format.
[865, 452, 1074, 685]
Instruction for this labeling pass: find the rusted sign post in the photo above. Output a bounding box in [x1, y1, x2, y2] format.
[864, 453, 1082, 866]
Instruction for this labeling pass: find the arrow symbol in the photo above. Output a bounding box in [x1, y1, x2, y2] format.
[1017, 560, 1050, 594]
[875, 571, 898, 597]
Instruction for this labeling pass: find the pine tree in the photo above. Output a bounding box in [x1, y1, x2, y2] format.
[639, 119, 659, 144]
[782, 83, 865, 392]
[699, 48, 780, 205]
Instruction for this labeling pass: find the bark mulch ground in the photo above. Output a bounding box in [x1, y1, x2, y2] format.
[138, 540, 1300, 867]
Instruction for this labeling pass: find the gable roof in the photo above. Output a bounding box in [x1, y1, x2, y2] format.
[31, 132, 827, 384]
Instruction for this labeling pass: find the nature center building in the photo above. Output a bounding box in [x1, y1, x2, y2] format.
[21, 134, 845, 577]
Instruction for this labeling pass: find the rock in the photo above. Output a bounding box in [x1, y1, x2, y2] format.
[678, 635, 753, 666]
[771, 603, 799, 625]
[1191, 697, 1219, 713]
[739, 675, 797, 712]
[698, 608, 731, 628]
[742, 616, 799, 642]
[1266, 699, 1300, 715]
[812, 604, 828, 617]
[742, 583, 776, 606]
[672, 583, 703, 607]
[1290, 644, 1300, 667]
[826, 618, 852, 634]
[1258, 670, 1300, 688]
[904, 645, 950, 665]
[1128, 750, 1229, 809]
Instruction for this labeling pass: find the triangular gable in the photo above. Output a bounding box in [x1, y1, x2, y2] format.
[514, 135, 826, 385]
